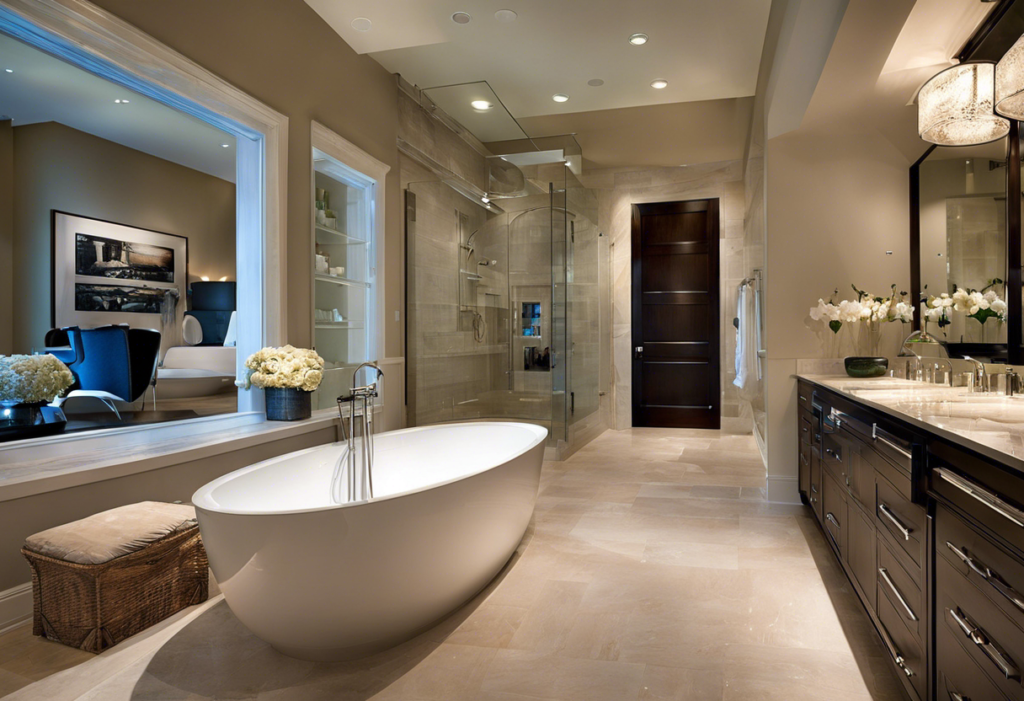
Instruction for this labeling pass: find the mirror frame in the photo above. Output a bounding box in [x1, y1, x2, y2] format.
[910, 0, 1023, 363]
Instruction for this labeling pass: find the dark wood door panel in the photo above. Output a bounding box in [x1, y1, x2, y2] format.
[632, 199, 720, 429]
[641, 253, 710, 292]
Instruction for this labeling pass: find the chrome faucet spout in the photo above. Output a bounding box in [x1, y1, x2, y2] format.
[335, 362, 384, 503]
[963, 356, 986, 392]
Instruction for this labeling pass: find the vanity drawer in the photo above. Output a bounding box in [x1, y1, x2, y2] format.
[938, 555, 1024, 699]
[877, 473, 927, 574]
[823, 471, 847, 558]
[799, 411, 814, 445]
[878, 538, 924, 641]
[877, 580, 927, 701]
[798, 381, 813, 414]
[938, 503, 1024, 634]
[930, 441, 1024, 557]
[938, 612, 1010, 701]
[821, 431, 851, 488]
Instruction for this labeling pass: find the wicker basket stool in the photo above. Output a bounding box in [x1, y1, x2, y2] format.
[21, 501, 208, 653]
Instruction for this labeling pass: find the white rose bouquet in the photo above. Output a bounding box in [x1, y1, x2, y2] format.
[0, 354, 75, 404]
[242, 345, 325, 392]
[951, 280, 1006, 324]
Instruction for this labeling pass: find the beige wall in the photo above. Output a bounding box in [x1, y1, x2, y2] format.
[0, 120, 12, 355]
[89, 0, 404, 359]
[763, 126, 911, 501]
[11, 122, 235, 354]
[584, 162, 748, 432]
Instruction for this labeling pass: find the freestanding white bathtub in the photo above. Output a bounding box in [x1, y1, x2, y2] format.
[192, 421, 547, 661]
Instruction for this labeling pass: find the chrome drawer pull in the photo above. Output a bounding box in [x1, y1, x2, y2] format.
[878, 621, 914, 678]
[810, 484, 818, 494]
[935, 467, 1024, 528]
[799, 394, 807, 402]
[879, 567, 918, 621]
[948, 607, 1021, 681]
[946, 542, 1024, 614]
[872, 423, 913, 460]
[879, 503, 912, 540]
[826, 512, 840, 528]
[824, 448, 842, 463]
[948, 693, 967, 701]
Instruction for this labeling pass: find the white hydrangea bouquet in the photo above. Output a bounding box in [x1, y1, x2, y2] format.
[242, 345, 325, 392]
[0, 354, 75, 404]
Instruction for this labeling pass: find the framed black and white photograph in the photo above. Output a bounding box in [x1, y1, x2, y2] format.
[52, 211, 188, 330]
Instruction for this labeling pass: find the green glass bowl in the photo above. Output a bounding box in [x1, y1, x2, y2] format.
[844, 357, 888, 378]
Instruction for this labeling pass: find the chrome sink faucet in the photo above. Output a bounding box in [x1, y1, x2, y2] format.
[334, 362, 384, 503]
[963, 356, 986, 393]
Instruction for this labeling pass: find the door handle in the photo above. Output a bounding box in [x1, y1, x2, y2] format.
[634, 346, 643, 359]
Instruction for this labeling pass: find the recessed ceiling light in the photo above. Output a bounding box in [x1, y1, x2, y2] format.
[452, 11, 471, 24]
[114, 98, 130, 104]
[651, 79, 668, 89]
[222, 143, 230, 148]
[471, 100, 493, 111]
[628, 33, 649, 46]
[494, 9, 517, 22]
[3, 69, 12, 74]
[351, 17, 372, 32]
[552, 93, 569, 103]
[588, 79, 604, 87]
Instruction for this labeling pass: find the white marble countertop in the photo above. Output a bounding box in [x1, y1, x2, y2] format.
[798, 374, 1024, 473]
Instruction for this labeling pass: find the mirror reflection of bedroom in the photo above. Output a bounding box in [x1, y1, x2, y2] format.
[0, 31, 239, 437]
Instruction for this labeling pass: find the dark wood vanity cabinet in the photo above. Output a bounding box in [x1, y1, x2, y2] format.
[799, 377, 1024, 701]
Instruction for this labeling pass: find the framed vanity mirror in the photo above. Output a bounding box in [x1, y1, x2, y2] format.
[910, 0, 1024, 363]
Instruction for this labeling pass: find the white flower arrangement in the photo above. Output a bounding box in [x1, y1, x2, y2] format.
[242, 345, 325, 392]
[0, 354, 74, 404]
[951, 284, 1006, 324]
[810, 285, 913, 334]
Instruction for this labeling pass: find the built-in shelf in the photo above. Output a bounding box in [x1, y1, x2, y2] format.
[315, 273, 369, 288]
[315, 322, 365, 330]
[459, 269, 483, 281]
[315, 225, 367, 246]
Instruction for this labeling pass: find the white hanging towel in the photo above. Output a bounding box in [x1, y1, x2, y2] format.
[734, 282, 759, 392]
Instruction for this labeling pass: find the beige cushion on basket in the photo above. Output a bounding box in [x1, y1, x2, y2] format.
[24, 501, 198, 566]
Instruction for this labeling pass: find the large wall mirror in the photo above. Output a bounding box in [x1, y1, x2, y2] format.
[911, 0, 1024, 363]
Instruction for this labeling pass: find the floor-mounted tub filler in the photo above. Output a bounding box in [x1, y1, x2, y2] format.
[192, 421, 547, 661]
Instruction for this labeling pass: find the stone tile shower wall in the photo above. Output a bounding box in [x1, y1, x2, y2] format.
[585, 161, 749, 432]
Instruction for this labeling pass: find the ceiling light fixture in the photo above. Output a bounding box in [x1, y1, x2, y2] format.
[114, 98, 130, 104]
[481, 196, 490, 203]
[351, 17, 372, 32]
[650, 79, 668, 89]
[3, 69, 11, 73]
[918, 62, 1008, 145]
[471, 99, 493, 111]
[588, 78, 604, 87]
[222, 143, 230, 148]
[996, 35, 1024, 118]
[552, 93, 569, 103]
[494, 9, 517, 22]
[452, 12, 471, 24]
[628, 33, 649, 46]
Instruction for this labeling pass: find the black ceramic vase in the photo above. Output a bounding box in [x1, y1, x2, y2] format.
[265, 387, 312, 421]
[844, 357, 889, 378]
[0, 401, 68, 443]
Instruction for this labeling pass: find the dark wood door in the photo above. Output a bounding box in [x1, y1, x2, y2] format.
[631, 199, 720, 428]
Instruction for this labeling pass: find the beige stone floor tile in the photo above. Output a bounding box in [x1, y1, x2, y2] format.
[638, 664, 725, 700]
[445, 603, 528, 649]
[636, 482, 693, 499]
[506, 580, 587, 653]
[0, 625, 94, 680]
[641, 540, 740, 570]
[688, 485, 741, 499]
[0, 667, 33, 698]
[481, 648, 646, 700]
[370, 643, 497, 700]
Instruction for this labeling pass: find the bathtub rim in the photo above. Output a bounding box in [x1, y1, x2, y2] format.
[191, 420, 547, 517]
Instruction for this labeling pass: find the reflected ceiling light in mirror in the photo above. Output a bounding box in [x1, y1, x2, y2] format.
[470, 99, 492, 111]
[650, 79, 668, 89]
[552, 93, 569, 103]
[628, 33, 648, 45]
[351, 17, 371, 32]
[996, 34, 1024, 118]
[918, 63, 1008, 146]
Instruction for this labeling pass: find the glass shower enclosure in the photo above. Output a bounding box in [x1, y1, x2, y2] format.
[405, 155, 599, 452]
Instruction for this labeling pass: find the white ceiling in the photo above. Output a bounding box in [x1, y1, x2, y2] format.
[0, 32, 236, 182]
[304, 0, 773, 119]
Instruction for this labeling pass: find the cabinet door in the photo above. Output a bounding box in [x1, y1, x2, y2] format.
[847, 504, 876, 614]
[810, 445, 823, 524]
[823, 472, 847, 558]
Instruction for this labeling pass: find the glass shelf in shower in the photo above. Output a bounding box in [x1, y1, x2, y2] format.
[315, 273, 369, 287]
[315, 225, 367, 246]
[315, 322, 365, 329]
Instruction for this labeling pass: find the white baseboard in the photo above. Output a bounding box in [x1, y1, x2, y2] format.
[766, 475, 801, 505]
[0, 582, 32, 635]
